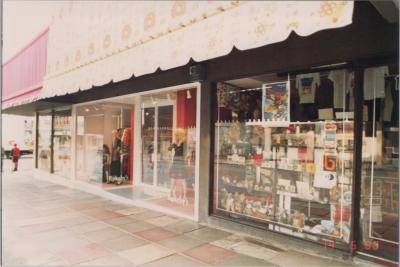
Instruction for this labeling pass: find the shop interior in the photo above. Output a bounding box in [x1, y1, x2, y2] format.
[75, 87, 197, 217]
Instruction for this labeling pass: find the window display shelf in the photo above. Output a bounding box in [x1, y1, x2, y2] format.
[215, 119, 354, 244]
[221, 182, 274, 196]
[217, 160, 248, 166]
[276, 191, 330, 205]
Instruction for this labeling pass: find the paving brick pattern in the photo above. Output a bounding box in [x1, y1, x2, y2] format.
[2, 166, 374, 266]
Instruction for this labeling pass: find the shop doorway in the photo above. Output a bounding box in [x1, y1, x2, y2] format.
[141, 101, 176, 190]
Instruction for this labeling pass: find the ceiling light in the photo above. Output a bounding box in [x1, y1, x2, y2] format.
[311, 62, 347, 69]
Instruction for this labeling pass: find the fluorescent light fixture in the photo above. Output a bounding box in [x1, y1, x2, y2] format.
[311, 62, 347, 69]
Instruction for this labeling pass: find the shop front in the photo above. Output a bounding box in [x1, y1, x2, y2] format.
[3, 1, 398, 265]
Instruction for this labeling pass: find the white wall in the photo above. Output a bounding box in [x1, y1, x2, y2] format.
[2, 114, 34, 151]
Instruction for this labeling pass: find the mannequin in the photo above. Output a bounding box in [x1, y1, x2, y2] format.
[109, 129, 122, 183]
[120, 128, 131, 183]
[168, 128, 190, 205]
[102, 144, 111, 183]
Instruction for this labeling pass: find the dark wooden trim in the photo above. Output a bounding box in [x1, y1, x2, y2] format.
[208, 81, 218, 216]
[350, 66, 364, 255]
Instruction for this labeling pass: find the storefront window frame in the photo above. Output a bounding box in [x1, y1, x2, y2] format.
[36, 109, 54, 173]
[353, 62, 399, 265]
[52, 107, 73, 178]
[72, 82, 202, 221]
[209, 64, 360, 252]
[36, 107, 74, 175]
[209, 60, 399, 260]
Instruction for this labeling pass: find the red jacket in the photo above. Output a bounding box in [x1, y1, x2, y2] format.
[11, 147, 21, 157]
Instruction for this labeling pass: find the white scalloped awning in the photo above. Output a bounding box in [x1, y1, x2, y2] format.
[40, 1, 354, 99]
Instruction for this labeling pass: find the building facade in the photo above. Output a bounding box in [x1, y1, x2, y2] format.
[3, 1, 399, 265]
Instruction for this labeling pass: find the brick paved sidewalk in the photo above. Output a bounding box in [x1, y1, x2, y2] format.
[2, 168, 376, 266]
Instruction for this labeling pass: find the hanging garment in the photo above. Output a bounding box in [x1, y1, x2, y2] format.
[346, 72, 355, 110]
[363, 66, 389, 100]
[328, 70, 347, 109]
[383, 79, 394, 122]
[296, 73, 320, 104]
[110, 138, 121, 176]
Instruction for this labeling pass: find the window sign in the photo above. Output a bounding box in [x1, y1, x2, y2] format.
[262, 81, 290, 123]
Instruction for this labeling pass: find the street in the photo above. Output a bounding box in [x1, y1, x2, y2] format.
[2, 159, 376, 266]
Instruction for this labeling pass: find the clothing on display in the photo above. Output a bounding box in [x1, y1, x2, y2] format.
[383, 79, 395, 122]
[103, 144, 111, 182]
[384, 84, 394, 122]
[296, 73, 320, 104]
[169, 142, 187, 180]
[346, 72, 355, 111]
[110, 135, 122, 177]
[315, 77, 334, 110]
[363, 66, 389, 100]
[108, 127, 132, 184]
[121, 128, 131, 178]
[328, 70, 348, 109]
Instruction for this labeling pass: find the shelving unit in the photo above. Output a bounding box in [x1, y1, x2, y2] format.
[215, 120, 354, 243]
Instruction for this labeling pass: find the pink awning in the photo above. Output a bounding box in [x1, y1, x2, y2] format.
[2, 28, 49, 109]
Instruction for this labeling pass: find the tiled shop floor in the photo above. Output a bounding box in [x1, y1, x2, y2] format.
[2, 167, 378, 266]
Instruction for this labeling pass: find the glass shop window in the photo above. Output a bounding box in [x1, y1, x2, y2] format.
[76, 104, 132, 187]
[75, 88, 198, 218]
[139, 88, 197, 217]
[213, 70, 354, 246]
[37, 112, 52, 172]
[359, 65, 399, 262]
[53, 109, 72, 178]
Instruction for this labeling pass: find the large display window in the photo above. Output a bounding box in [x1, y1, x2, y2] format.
[76, 104, 132, 186]
[37, 112, 52, 172]
[212, 69, 355, 248]
[53, 109, 72, 178]
[75, 86, 198, 218]
[139, 88, 197, 216]
[359, 65, 399, 262]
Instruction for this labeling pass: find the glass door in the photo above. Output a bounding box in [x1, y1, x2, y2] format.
[156, 105, 174, 188]
[141, 104, 175, 187]
[359, 69, 399, 263]
[142, 107, 155, 185]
